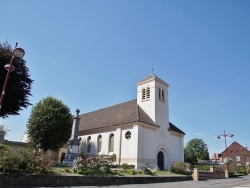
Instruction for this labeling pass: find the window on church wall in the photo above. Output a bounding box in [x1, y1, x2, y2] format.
[146, 87, 150, 99]
[161, 89, 165, 102]
[142, 88, 146, 100]
[109, 134, 114, 153]
[158, 87, 165, 102]
[158, 88, 161, 100]
[97, 135, 102, 153]
[87, 136, 91, 153]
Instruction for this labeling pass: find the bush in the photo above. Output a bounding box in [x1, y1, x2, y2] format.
[0, 148, 54, 175]
[141, 163, 154, 175]
[126, 169, 137, 175]
[230, 165, 247, 175]
[214, 165, 225, 173]
[192, 165, 210, 171]
[0, 144, 10, 151]
[170, 161, 189, 174]
[115, 164, 135, 169]
[72, 155, 114, 175]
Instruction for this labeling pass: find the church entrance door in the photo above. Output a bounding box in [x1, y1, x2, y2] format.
[157, 151, 164, 170]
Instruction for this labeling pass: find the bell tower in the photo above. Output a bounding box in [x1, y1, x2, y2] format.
[137, 74, 169, 128]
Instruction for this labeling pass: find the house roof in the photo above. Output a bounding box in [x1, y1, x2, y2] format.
[137, 74, 169, 86]
[79, 99, 185, 135]
[3, 140, 29, 146]
[220, 141, 250, 155]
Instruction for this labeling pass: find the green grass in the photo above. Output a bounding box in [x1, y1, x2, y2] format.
[52, 167, 187, 177]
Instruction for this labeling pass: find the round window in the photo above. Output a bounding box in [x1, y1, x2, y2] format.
[125, 131, 131, 139]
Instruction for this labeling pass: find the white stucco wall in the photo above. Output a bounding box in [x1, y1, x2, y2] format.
[77, 75, 184, 170]
[135, 124, 184, 170]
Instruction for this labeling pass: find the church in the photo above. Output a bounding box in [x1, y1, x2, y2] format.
[77, 74, 185, 170]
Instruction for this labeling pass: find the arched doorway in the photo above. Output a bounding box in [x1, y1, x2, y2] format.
[157, 151, 164, 170]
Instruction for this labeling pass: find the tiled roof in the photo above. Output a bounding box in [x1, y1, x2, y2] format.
[169, 122, 186, 135]
[79, 100, 157, 132]
[79, 99, 185, 135]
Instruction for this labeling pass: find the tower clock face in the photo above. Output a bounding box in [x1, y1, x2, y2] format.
[160, 130, 165, 138]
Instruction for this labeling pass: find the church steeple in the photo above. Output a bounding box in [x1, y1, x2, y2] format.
[137, 74, 169, 127]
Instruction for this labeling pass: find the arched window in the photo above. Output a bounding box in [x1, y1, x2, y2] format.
[87, 136, 91, 153]
[146, 87, 150, 99]
[109, 134, 114, 153]
[142, 88, 146, 100]
[158, 88, 161, 100]
[161, 89, 165, 102]
[97, 135, 102, 153]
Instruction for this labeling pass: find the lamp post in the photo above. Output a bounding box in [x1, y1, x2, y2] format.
[217, 130, 234, 178]
[0, 43, 25, 110]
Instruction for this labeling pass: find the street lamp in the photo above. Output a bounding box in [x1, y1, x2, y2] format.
[0, 43, 25, 110]
[217, 130, 234, 178]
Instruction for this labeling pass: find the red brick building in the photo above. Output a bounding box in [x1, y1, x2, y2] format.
[220, 141, 250, 166]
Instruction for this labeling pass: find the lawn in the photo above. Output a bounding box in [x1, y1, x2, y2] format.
[52, 167, 186, 177]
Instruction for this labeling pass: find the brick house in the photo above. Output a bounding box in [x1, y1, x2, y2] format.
[220, 141, 250, 166]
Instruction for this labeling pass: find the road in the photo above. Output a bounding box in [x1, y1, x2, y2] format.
[65, 175, 250, 188]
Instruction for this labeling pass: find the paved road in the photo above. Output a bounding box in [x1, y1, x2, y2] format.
[64, 175, 250, 188]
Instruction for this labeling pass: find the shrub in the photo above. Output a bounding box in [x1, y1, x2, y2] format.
[236, 166, 247, 175]
[126, 169, 137, 175]
[214, 165, 225, 173]
[115, 164, 135, 169]
[0, 148, 54, 175]
[170, 161, 189, 174]
[0, 144, 9, 151]
[72, 155, 114, 175]
[192, 165, 210, 171]
[141, 163, 154, 175]
[230, 165, 247, 175]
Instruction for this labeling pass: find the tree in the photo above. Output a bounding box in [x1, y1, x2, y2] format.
[27, 96, 72, 152]
[184, 138, 209, 164]
[0, 42, 33, 118]
[0, 124, 9, 143]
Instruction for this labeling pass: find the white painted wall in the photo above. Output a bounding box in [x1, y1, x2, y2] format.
[78, 75, 184, 170]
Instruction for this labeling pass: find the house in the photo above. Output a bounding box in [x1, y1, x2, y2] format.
[76, 74, 185, 170]
[220, 141, 250, 166]
[1, 140, 29, 151]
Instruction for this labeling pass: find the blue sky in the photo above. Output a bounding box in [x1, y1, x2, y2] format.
[1, 0, 249, 157]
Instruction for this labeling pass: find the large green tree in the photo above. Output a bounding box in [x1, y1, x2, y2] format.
[0, 42, 33, 118]
[184, 138, 210, 164]
[27, 96, 72, 152]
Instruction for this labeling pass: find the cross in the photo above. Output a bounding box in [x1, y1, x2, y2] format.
[76, 109, 80, 117]
[152, 67, 154, 74]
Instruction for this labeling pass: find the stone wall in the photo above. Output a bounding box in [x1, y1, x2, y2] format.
[0, 174, 192, 187]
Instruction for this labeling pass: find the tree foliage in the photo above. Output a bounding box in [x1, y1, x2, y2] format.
[27, 96, 72, 152]
[0, 124, 9, 143]
[0, 42, 33, 118]
[184, 138, 209, 164]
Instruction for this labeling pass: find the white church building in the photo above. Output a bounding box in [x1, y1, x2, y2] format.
[77, 74, 185, 170]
